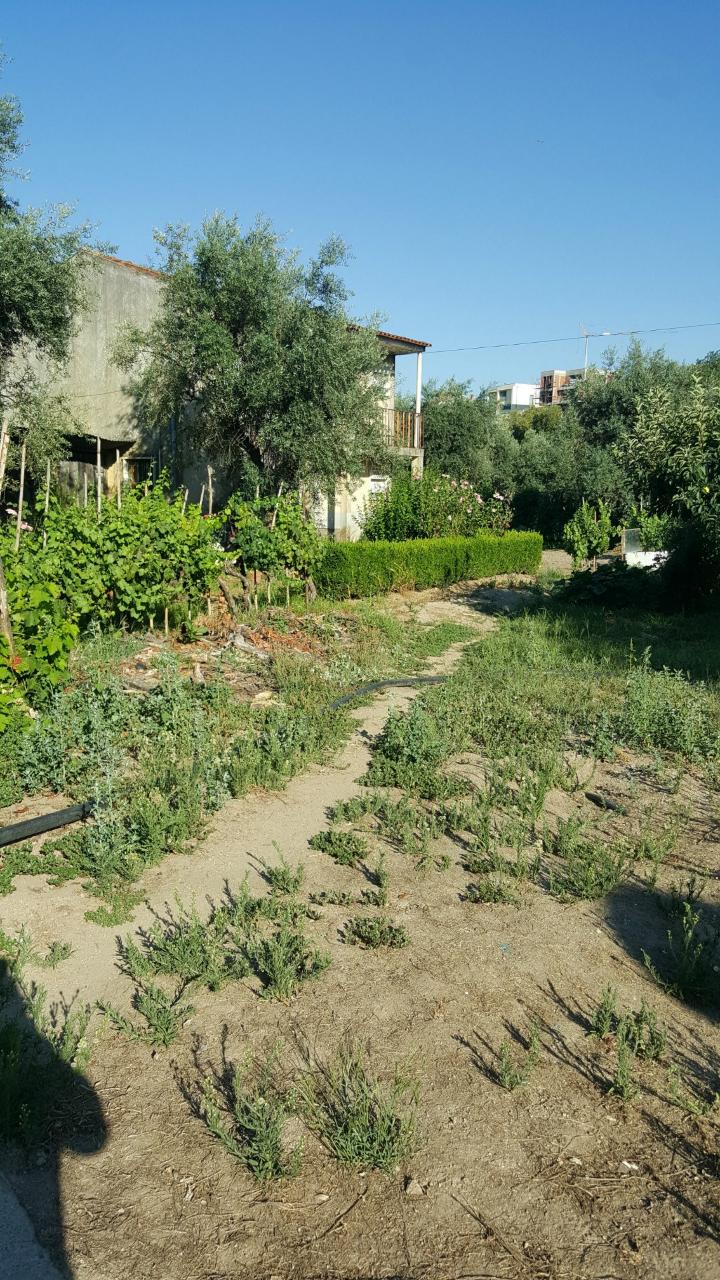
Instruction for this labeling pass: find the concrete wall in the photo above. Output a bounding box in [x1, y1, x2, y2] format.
[58, 254, 163, 448]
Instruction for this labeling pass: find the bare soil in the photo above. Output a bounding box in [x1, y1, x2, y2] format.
[2, 577, 719, 1280]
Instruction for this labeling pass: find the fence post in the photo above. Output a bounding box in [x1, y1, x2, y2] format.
[207, 465, 213, 518]
[14, 440, 26, 553]
[116, 447, 122, 510]
[43, 458, 51, 549]
[96, 437, 102, 519]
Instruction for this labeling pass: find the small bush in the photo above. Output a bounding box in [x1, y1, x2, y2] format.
[247, 924, 330, 1001]
[309, 829, 368, 866]
[345, 914, 409, 949]
[298, 1042, 418, 1170]
[200, 1052, 301, 1181]
[316, 531, 543, 599]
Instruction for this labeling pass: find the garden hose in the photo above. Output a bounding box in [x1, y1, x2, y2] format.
[0, 677, 446, 850]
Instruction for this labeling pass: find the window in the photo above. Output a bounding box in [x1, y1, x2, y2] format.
[123, 456, 157, 486]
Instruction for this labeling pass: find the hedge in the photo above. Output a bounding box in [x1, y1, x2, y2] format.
[316, 531, 543, 598]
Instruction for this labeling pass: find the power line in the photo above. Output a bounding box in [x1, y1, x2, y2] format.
[426, 319, 720, 356]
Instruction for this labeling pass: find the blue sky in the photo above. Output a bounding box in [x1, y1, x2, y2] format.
[3, 0, 720, 392]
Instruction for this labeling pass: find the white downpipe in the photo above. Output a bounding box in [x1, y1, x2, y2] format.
[414, 351, 423, 448]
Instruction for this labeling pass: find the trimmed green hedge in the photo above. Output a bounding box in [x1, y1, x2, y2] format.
[316, 531, 543, 598]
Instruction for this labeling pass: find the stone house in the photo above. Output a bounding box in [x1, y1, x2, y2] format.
[54, 253, 429, 539]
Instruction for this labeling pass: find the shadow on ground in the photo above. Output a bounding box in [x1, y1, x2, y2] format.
[0, 958, 106, 1278]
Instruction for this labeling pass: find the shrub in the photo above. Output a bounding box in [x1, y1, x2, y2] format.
[362, 469, 512, 541]
[200, 1052, 301, 1181]
[562, 499, 615, 566]
[297, 1042, 418, 1170]
[316, 531, 542, 598]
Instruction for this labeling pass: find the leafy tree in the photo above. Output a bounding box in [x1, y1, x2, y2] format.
[618, 372, 720, 584]
[115, 215, 389, 495]
[421, 379, 517, 491]
[568, 340, 690, 449]
[505, 403, 563, 440]
[0, 60, 95, 492]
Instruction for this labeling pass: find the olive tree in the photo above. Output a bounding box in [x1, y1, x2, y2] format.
[115, 215, 390, 494]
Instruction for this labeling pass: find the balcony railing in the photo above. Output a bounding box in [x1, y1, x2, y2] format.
[383, 408, 423, 450]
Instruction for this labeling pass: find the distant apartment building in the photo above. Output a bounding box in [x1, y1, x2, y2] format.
[489, 382, 540, 412]
[538, 368, 584, 405]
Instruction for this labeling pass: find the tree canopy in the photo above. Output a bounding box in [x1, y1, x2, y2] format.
[115, 215, 390, 495]
[0, 62, 94, 486]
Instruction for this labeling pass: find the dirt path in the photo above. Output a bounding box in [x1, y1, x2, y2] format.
[0, 591, 495, 1013]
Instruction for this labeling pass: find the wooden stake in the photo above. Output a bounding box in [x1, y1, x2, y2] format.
[14, 440, 26, 553]
[207, 464, 213, 518]
[285, 583, 290, 607]
[267, 579, 272, 605]
[164, 606, 169, 636]
[116, 447, 122, 510]
[0, 554, 15, 657]
[182, 488, 189, 514]
[83, 471, 88, 509]
[0, 420, 10, 496]
[96, 437, 102, 519]
[199, 483, 205, 513]
[43, 458, 51, 549]
[270, 480, 284, 530]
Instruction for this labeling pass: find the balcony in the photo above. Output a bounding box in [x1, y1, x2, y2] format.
[383, 408, 424, 451]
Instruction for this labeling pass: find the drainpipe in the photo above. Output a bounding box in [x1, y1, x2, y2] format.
[414, 351, 423, 449]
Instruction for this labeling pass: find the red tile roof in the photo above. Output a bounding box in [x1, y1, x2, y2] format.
[94, 252, 164, 280]
[376, 329, 431, 349]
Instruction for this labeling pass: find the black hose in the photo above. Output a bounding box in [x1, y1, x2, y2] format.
[0, 677, 446, 851]
[0, 800, 95, 849]
[329, 674, 447, 709]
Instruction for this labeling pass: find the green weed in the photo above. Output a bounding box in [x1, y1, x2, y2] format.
[546, 817, 631, 901]
[466, 877, 520, 906]
[99, 981, 193, 1048]
[247, 924, 330, 1000]
[309, 829, 368, 867]
[667, 1065, 720, 1117]
[589, 986, 619, 1039]
[608, 1036, 638, 1101]
[345, 914, 409, 949]
[297, 1042, 418, 1170]
[643, 900, 719, 1006]
[496, 1024, 541, 1090]
[200, 1052, 301, 1181]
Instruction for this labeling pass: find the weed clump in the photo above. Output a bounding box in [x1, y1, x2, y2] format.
[298, 1042, 418, 1170]
[200, 1053, 301, 1181]
[100, 981, 194, 1048]
[345, 915, 410, 949]
[643, 897, 719, 1007]
[309, 830, 368, 867]
[546, 818, 631, 901]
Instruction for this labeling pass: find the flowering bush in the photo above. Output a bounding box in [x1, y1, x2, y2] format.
[362, 469, 512, 541]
